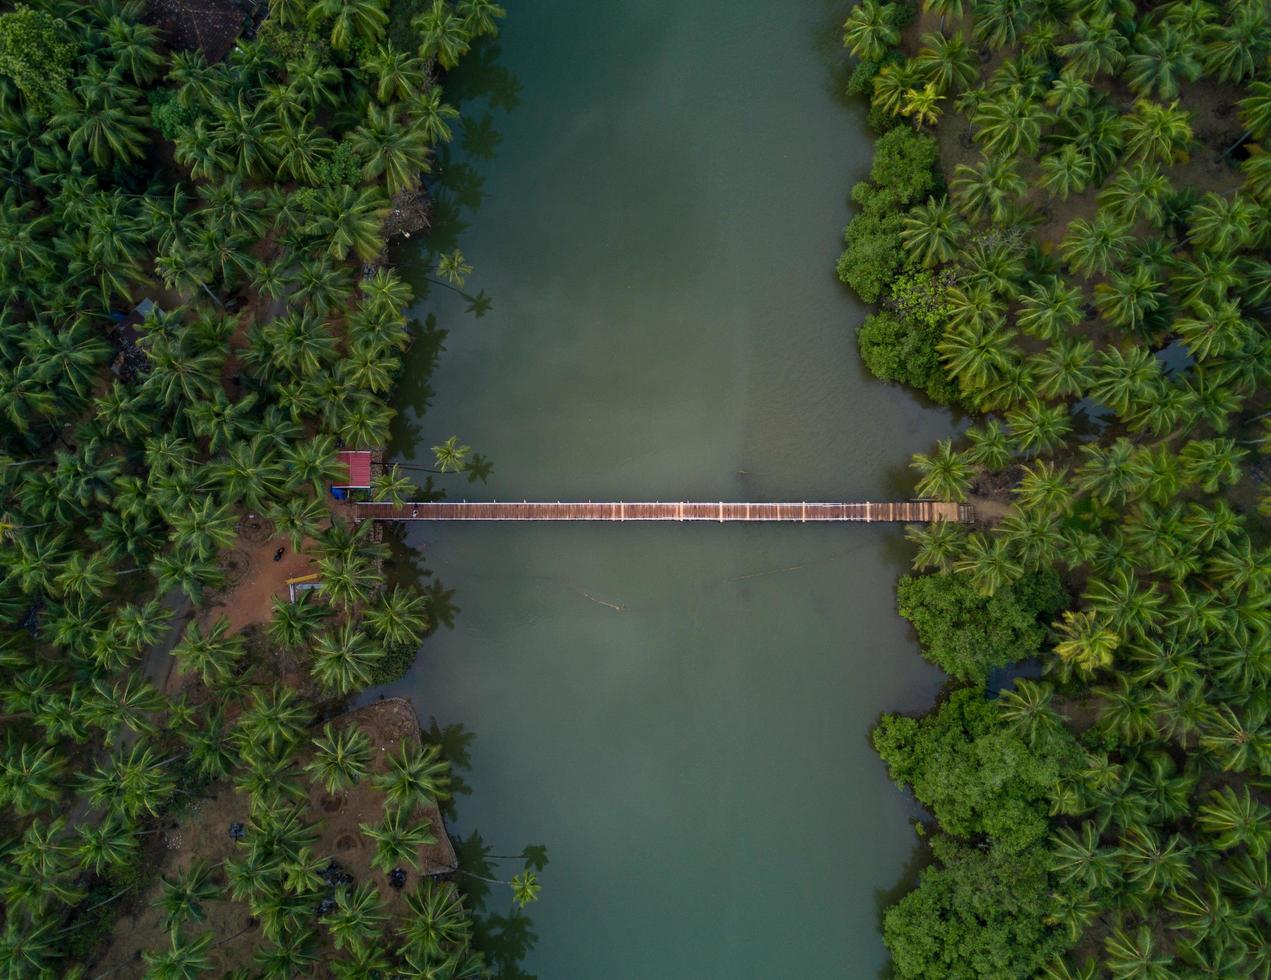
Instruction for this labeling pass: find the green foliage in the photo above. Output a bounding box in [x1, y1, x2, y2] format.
[857, 310, 958, 403]
[0, 5, 75, 109]
[873, 688, 1074, 852]
[317, 140, 365, 187]
[837, 129, 940, 302]
[846, 2, 1271, 976]
[884, 834, 1064, 979]
[148, 90, 199, 140]
[897, 569, 1066, 684]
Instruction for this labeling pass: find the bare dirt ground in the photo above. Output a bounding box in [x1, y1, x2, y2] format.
[90, 698, 457, 977]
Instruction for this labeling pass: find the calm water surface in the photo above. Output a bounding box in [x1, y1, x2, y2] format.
[375, 2, 954, 975]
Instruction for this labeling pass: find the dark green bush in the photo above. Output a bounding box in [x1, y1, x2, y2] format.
[896, 569, 1067, 685]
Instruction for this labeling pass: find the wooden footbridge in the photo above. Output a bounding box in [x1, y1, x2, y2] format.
[352, 500, 973, 523]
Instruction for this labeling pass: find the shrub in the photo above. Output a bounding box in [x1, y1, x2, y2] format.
[883, 834, 1064, 979]
[896, 569, 1067, 685]
[837, 129, 940, 302]
[0, 5, 76, 110]
[857, 311, 958, 403]
[873, 687, 1072, 852]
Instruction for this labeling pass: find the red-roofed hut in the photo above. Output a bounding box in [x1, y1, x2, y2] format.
[335, 451, 373, 489]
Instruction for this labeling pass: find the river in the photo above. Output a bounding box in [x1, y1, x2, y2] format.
[376, 2, 954, 975]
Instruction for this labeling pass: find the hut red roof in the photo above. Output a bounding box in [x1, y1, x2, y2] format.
[335, 451, 373, 489]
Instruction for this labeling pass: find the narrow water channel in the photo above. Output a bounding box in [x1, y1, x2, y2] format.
[376, 2, 955, 975]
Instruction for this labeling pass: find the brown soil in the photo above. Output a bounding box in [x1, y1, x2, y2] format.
[90, 698, 457, 977]
[382, 186, 432, 241]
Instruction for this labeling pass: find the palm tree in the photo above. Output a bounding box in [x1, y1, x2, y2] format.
[1040, 145, 1096, 198]
[1050, 822, 1120, 891]
[1094, 265, 1167, 333]
[1187, 191, 1258, 255]
[972, 0, 1033, 49]
[1126, 24, 1201, 100]
[901, 82, 945, 129]
[316, 185, 389, 262]
[950, 155, 1027, 224]
[236, 686, 312, 757]
[842, 0, 900, 61]
[309, 0, 388, 50]
[267, 593, 328, 650]
[1122, 99, 1193, 164]
[997, 678, 1066, 748]
[168, 497, 238, 561]
[900, 197, 966, 266]
[431, 435, 472, 473]
[905, 520, 966, 571]
[1179, 438, 1246, 492]
[1174, 298, 1253, 362]
[436, 249, 473, 288]
[937, 318, 1017, 393]
[324, 881, 389, 953]
[1058, 13, 1128, 79]
[311, 622, 383, 695]
[963, 418, 1013, 469]
[316, 552, 380, 610]
[1197, 785, 1269, 854]
[1198, 704, 1265, 773]
[999, 509, 1065, 570]
[401, 880, 471, 961]
[1061, 212, 1133, 278]
[172, 617, 245, 686]
[871, 61, 922, 117]
[366, 45, 427, 103]
[141, 929, 214, 980]
[364, 585, 430, 649]
[158, 860, 218, 931]
[459, 0, 506, 36]
[306, 724, 374, 793]
[972, 89, 1050, 158]
[375, 740, 451, 810]
[359, 808, 438, 872]
[80, 743, 177, 821]
[252, 929, 319, 978]
[1097, 163, 1171, 225]
[952, 531, 1022, 595]
[50, 70, 150, 167]
[415, 0, 474, 69]
[0, 740, 65, 815]
[74, 815, 140, 874]
[1030, 338, 1095, 400]
[1102, 925, 1178, 980]
[84, 675, 167, 744]
[1084, 568, 1166, 641]
[1202, 2, 1267, 82]
[914, 32, 978, 93]
[150, 551, 225, 604]
[1006, 399, 1073, 456]
[910, 439, 972, 501]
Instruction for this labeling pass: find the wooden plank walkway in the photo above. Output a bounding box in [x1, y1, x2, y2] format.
[352, 501, 972, 523]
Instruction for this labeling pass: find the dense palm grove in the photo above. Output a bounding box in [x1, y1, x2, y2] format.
[0, 0, 533, 975]
[841, 0, 1269, 976]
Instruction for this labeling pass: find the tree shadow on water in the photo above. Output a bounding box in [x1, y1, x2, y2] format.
[814, 0, 859, 107]
[423, 719, 547, 978]
[445, 37, 523, 111]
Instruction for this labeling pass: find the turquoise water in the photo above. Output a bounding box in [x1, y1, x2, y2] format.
[378, 2, 955, 975]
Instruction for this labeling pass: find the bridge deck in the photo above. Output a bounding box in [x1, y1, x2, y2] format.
[352, 501, 971, 523]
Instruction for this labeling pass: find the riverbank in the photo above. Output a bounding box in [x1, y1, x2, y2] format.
[842, 1, 1271, 975]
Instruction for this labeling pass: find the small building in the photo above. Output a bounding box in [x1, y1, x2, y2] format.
[334, 450, 373, 491]
[286, 573, 322, 603]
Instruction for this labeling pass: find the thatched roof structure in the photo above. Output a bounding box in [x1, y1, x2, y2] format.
[146, 0, 247, 63]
